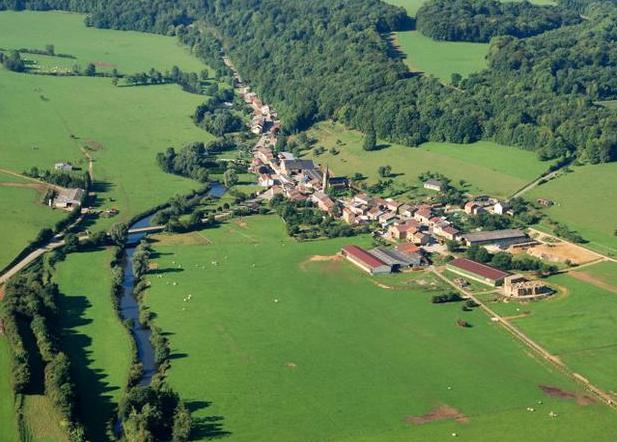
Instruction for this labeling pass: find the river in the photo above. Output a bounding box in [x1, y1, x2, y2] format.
[119, 182, 226, 386]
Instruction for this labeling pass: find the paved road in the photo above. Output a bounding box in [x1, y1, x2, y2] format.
[510, 169, 560, 200]
[432, 267, 617, 409]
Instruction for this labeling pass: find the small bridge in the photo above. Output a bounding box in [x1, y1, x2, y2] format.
[128, 225, 165, 235]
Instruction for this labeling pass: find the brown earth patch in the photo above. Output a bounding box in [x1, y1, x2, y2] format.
[0, 286, 5, 300]
[92, 61, 117, 68]
[299, 254, 342, 272]
[569, 271, 617, 295]
[308, 254, 342, 263]
[502, 312, 531, 321]
[83, 139, 104, 151]
[527, 242, 599, 265]
[539, 385, 596, 406]
[405, 405, 468, 425]
[233, 219, 248, 228]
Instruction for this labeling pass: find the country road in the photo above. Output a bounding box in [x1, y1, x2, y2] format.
[510, 169, 560, 200]
[432, 268, 617, 409]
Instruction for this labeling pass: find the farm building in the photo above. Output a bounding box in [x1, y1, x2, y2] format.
[369, 246, 423, 270]
[503, 275, 552, 299]
[493, 201, 510, 215]
[311, 191, 335, 213]
[447, 258, 509, 286]
[54, 162, 73, 171]
[52, 188, 84, 209]
[464, 202, 485, 215]
[388, 221, 419, 241]
[423, 179, 443, 191]
[341, 245, 391, 275]
[460, 229, 529, 248]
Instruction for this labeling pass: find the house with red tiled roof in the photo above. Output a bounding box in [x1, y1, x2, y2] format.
[414, 207, 433, 224]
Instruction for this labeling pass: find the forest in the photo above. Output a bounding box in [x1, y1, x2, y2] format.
[0, 0, 616, 164]
[415, 0, 580, 43]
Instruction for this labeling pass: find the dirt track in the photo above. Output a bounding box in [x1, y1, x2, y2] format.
[569, 271, 617, 295]
[406, 405, 468, 425]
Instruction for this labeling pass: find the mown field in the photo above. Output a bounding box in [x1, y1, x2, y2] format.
[304, 122, 548, 199]
[0, 11, 205, 74]
[0, 340, 19, 442]
[0, 11, 216, 236]
[488, 262, 617, 401]
[526, 164, 617, 256]
[394, 31, 488, 80]
[0, 175, 65, 271]
[55, 249, 133, 440]
[142, 215, 617, 441]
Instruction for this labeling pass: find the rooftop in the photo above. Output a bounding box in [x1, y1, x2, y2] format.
[341, 245, 387, 269]
[461, 229, 527, 243]
[449, 258, 509, 281]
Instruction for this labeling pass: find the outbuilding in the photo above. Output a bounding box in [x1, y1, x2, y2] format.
[447, 257, 509, 286]
[341, 245, 391, 275]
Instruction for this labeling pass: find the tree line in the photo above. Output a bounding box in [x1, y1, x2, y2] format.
[415, 0, 581, 43]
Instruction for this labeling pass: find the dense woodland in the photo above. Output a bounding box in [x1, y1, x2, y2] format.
[416, 0, 580, 43]
[1, 0, 617, 163]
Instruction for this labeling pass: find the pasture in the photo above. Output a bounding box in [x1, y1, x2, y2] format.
[0, 11, 217, 233]
[54, 249, 133, 440]
[304, 122, 548, 198]
[0, 340, 19, 442]
[0, 177, 65, 271]
[0, 11, 205, 73]
[488, 264, 617, 401]
[394, 31, 488, 80]
[526, 164, 617, 256]
[143, 216, 617, 441]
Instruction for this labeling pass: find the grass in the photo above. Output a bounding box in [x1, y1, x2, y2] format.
[526, 164, 617, 257]
[142, 215, 617, 441]
[304, 121, 549, 199]
[0, 72, 210, 232]
[0, 11, 206, 74]
[54, 249, 133, 441]
[487, 265, 617, 400]
[0, 11, 218, 233]
[393, 31, 488, 81]
[0, 340, 19, 442]
[0, 182, 65, 270]
[21, 394, 67, 442]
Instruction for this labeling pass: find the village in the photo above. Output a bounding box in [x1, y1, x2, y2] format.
[236, 78, 568, 303]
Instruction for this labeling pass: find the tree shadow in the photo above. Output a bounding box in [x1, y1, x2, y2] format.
[58, 293, 120, 441]
[185, 401, 231, 439]
[148, 267, 185, 275]
[168, 352, 188, 360]
[374, 143, 391, 151]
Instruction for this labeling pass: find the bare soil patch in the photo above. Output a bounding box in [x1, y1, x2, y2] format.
[405, 405, 468, 425]
[502, 312, 531, 321]
[233, 219, 248, 228]
[308, 255, 342, 263]
[92, 61, 117, 68]
[569, 271, 617, 295]
[539, 385, 595, 406]
[299, 254, 342, 272]
[83, 139, 104, 151]
[527, 242, 599, 265]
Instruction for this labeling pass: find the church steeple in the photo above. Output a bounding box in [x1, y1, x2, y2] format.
[322, 164, 329, 190]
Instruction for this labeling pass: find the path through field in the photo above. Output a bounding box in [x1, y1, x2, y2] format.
[431, 267, 617, 410]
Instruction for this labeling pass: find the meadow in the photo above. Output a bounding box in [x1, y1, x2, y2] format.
[0, 340, 19, 442]
[54, 249, 133, 440]
[393, 31, 488, 80]
[526, 164, 617, 256]
[0, 176, 65, 271]
[304, 122, 549, 199]
[487, 263, 617, 401]
[142, 216, 617, 441]
[0, 11, 218, 237]
[0, 11, 205, 73]
[385, 0, 555, 16]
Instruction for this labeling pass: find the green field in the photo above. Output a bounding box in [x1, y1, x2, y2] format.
[0, 340, 19, 442]
[0, 179, 65, 270]
[54, 249, 132, 440]
[488, 263, 617, 400]
[142, 216, 617, 441]
[305, 122, 548, 198]
[526, 164, 617, 256]
[394, 31, 488, 80]
[0, 11, 217, 234]
[0, 11, 205, 74]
